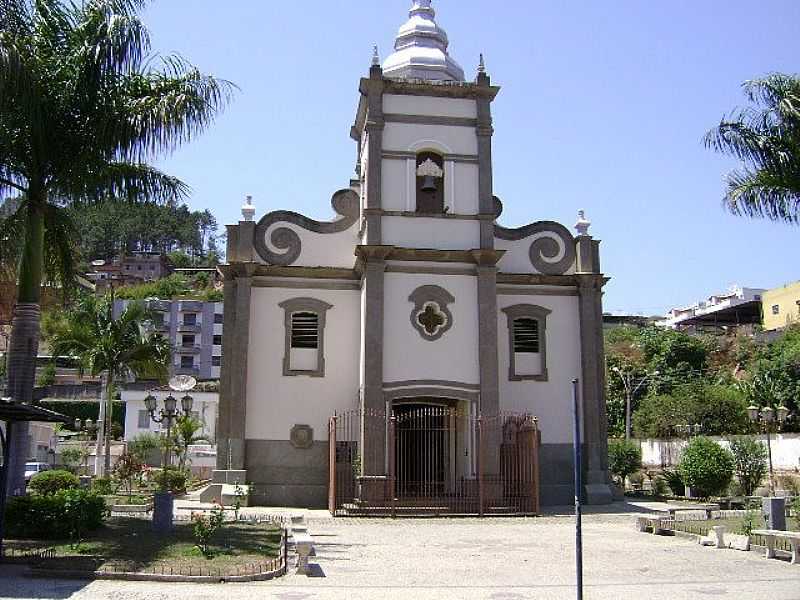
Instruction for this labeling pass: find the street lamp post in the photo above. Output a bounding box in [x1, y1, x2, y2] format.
[611, 367, 660, 440]
[144, 393, 194, 468]
[747, 404, 789, 496]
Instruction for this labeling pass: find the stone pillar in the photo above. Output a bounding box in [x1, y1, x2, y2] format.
[576, 257, 613, 505]
[216, 263, 254, 472]
[364, 65, 385, 246]
[358, 246, 393, 476]
[476, 69, 496, 250]
[472, 250, 504, 482]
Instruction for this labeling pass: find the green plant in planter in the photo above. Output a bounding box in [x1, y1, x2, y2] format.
[233, 482, 250, 521]
[737, 509, 760, 536]
[608, 439, 642, 487]
[678, 437, 734, 498]
[728, 436, 768, 496]
[153, 467, 188, 494]
[191, 504, 226, 558]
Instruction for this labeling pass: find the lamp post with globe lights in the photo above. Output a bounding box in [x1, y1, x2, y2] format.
[747, 404, 789, 496]
[144, 392, 194, 468]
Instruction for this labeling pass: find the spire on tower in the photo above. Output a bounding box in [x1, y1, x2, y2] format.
[478, 53, 486, 74]
[372, 45, 380, 67]
[382, 0, 465, 82]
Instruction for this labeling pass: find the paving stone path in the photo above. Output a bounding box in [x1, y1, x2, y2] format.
[1, 511, 799, 599]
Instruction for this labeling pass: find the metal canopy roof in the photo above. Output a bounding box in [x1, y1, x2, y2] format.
[0, 398, 72, 424]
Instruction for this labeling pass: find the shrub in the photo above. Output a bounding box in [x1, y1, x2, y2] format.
[113, 452, 144, 497]
[191, 504, 226, 558]
[127, 433, 161, 464]
[153, 467, 187, 494]
[661, 469, 685, 496]
[5, 489, 106, 540]
[29, 470, 79, 496]
[91, 477, 114, 496]
[678, 437, 734, 498]
[728, 436, 768, 496]
[608, 439, 642, 486]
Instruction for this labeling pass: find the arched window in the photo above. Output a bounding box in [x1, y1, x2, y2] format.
[279, 298, 333, 377]
[502, 304, 552, 381]
[415, 151, 445, 214]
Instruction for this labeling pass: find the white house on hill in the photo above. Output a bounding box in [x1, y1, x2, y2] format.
[216, 1, 612, 511]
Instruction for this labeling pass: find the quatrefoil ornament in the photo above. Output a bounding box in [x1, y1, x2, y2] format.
[409, 285, 455, 341]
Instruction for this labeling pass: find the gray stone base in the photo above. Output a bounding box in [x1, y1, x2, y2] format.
[212, 469, 247, 484]
[245, 439, 328, 509]
[539, 444, 612, 506]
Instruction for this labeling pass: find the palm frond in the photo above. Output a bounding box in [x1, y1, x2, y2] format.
[724, 168, 800, 223]
[113, 55, 236, 162]
[0, 195, 26, 279]
[706, 73, 800, 224]
[53, 162, 189, 205]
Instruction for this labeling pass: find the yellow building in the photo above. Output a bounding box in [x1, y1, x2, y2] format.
[762, 281, 800, 331]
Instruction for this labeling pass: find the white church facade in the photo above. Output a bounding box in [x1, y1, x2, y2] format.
[216, 1, 612, 510]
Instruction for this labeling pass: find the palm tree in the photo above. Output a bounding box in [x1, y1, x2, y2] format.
[50, 296, 171, 475]
[0, 0, 232, 490]
[705, 73, 800, 223]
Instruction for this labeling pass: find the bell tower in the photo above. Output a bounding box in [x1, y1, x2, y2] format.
[351, 1, 503, 478]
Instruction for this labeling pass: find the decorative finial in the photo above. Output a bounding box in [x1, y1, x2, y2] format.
[575, 209, 591, 236]
[372, 45, 380, 67]
[241, 195, 255, 222]
[478, 53, 486, 74]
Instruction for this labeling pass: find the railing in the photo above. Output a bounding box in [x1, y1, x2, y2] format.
[329, 408, 540, 516]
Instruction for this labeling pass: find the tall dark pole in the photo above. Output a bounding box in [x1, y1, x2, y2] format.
[572, 378, 584, 600]
[0, 421, 12, 559]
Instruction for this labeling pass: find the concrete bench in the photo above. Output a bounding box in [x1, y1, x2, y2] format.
[293, 532, 315, 575]
[752, 529, 800, 565]
[636, 515, 674, 535]
[666, 503, 719, 521]
[698, 525, 726, 548]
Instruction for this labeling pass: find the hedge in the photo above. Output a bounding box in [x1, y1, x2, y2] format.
[5, 489, 107, 539]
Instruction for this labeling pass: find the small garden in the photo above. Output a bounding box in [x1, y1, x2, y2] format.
[4, 465, 280, 576]
[609, 435, 799, 533]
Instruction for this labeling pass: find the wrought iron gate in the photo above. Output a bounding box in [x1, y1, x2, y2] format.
[329, 407, 540, 516]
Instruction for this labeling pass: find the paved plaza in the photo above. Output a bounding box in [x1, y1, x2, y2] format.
[1, 508, 798, 600]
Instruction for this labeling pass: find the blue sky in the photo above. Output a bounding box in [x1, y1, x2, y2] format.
[142, 0, 800, 316]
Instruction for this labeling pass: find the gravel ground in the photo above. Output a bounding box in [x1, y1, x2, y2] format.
[1, 508, 799, 600]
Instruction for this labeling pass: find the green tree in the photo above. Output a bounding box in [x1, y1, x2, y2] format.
[678, 437, 735, 498]
[49, 296, 170, 476]
[0, 0, 232, 490]
[728, 436, 768, 496]
[633, 383, 750, 439]
[705, 73, 800, 223]
[608, 438, 643, 486]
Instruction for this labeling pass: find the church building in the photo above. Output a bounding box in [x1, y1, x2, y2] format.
[217, 1, 612, 511]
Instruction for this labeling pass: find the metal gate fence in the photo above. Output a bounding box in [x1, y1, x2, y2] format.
[329, 407, 540, 516]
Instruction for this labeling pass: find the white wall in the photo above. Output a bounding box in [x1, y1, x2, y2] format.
[641, 435, 800, 472]
[497, 294, 581, 444]
[122, 390, 218, 443]
[383, 122, 478, 156]
[257, 222, 359, 269]
[383, 94, 477, 119]
[383, 273, 480, 385]
[246, 287, 361, 440]
[496, 234, 577, 275]
[382, 216, 480, 250]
